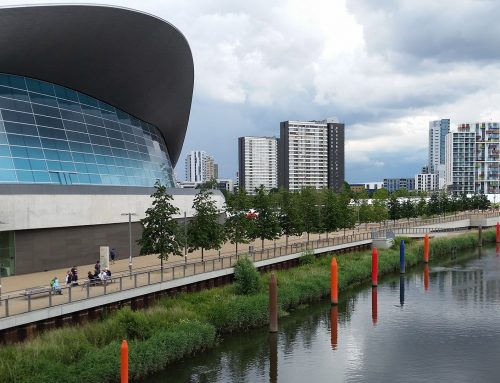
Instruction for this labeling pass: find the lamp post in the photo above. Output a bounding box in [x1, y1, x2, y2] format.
[121, 212, 137, 275]
[0, 220, 6, 306]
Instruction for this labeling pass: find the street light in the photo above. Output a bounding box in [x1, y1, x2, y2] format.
[121, 212, 137, 275]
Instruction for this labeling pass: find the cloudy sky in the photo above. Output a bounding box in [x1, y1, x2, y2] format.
[5, 0, 500, 182]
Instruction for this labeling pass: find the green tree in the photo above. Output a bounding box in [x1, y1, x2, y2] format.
[401, 198, 416, 220]
[372, 188, 389, 200]
[251, 185, 281, 249]
[224, 188, 253, 255]
[372, 200, 389, 222]
[321, 188, 342, 234]
[427, 193, 440, 216]
[278, 188, 304, 247]
[416, 197, 427, 217]
[300, 187, 321, 241]
[137, 181, 182, 268]
[387, 195, 401, 221]
[187, 188, 225, 261]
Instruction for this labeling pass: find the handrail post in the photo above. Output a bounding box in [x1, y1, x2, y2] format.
[49, 290, 52, 307]
[104, 280, 107, 295]
[148, 271, 151, 285]
[28, 294, 31, 312]
[69, 286, 72, 303]
[87, 282, 90, 298]
[134, 274, 137, 288]
[5, 298, 8, 317]
[119, 276, 123, 291]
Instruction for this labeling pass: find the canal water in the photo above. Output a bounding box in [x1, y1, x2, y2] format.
[142, 246, 500, 383]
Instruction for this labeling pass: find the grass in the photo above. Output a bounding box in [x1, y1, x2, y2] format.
[0, 229, 494, 383]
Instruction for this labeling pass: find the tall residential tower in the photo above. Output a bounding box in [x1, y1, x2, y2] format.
[429, 119, 450, 189]
[238, 136, 277, 194]
[185, 150, 217, 183]
[278, 119, 344, 191]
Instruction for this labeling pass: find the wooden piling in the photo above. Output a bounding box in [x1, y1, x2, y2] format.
[269, 273, 278, 333]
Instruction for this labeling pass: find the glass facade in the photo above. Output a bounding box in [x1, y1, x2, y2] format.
[0, 73, 174, 187]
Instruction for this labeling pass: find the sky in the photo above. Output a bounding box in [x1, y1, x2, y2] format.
[4, 0, 500, 183]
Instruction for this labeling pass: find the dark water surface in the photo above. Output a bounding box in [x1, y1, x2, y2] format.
[141, 247, 500, 383]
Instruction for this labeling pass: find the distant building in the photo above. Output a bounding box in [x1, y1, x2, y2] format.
[383, 178, 415, 192]
[350, 182, 383, 194]
[415, 173, 439, 192]
[278, 119, 344, 191]
[185, 150, 217, 183]
[216, 178, 234, 193]
[429, 119, 450, 189]
[238, 136, 278, 194]
[445, 122, 499, 195]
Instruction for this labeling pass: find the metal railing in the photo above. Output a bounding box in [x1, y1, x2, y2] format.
[0, 211, 498, 319]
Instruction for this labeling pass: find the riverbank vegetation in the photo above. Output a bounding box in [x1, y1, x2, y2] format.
[0, 230, 495, 383]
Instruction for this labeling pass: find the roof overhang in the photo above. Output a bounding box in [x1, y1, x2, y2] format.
[0, 4, 193, 166]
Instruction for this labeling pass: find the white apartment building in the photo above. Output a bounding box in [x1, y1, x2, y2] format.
[429, 119, 450, 189]
[415, 173, 439, 192]
[445, 122, 500, 195]
[278, 119, 345, 192]
[238, 136, 278, 194]
[185, 150, 217, 183]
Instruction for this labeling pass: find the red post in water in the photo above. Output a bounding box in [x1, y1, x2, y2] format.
[121, 340, 128, 383]
[330, 258, 338, 305]
[497, 244, 500, 257]
[496, 223, 500, 243]
[371, 287, 378, 326]
[424, 234, 429, 263]
[371, 247, 378, 287]
[330, 306, 338, 350]
[424, 264, 429, 291]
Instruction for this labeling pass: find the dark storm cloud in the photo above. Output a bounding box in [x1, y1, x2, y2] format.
[348, 0, 500, 64]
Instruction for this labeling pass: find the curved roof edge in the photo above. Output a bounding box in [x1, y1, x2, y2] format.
[0, 4, 194, 166]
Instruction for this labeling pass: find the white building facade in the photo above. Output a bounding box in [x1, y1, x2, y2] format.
[415, 173, 439, 192]
[238, 136, 278, 194]
[429, 119, 450, 189]
[185, 150, 217, 183]
[444, 122, 500, 195]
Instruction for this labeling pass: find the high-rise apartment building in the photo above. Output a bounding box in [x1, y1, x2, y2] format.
[278, 119, 344, 191]
[415, 173, 439, 192]
[429, 119, 450, 189]
[185, 150, 217, 183]
[383, 178, 415, 193]
[238, 136, 278, 194]
[445, 122, 499, 195]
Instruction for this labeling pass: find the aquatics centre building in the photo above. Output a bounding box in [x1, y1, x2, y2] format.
[0, 4, 224, 275]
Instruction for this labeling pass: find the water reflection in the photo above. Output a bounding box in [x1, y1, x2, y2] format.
[399, 275, 405, 307]
[330, 306, 338, 350]
[141, 246, 500, 383]
[371, 287, 377, 326]
[496, 243, 499, 257]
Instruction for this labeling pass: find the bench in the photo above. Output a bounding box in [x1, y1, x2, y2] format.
[23, 286, 61, 298]
[80, 278, 115, 289]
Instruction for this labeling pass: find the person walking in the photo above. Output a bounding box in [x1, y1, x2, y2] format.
[70, 265, 78, 286]
[110, 248, 117, 264]
[65, 271, 73, 287]
[94, 260, 101, 274]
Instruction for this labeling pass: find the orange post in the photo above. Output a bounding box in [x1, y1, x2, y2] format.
[371, 247, 378, 287]
[371, 287, 378, 326]
[121, 340, 128, 383]
[330, 306, 338, 350]
[424, 264, 429, 291]
[497, 223, 500, 243]
[423, 234, 429, 263]
[330, 258, 338, 305]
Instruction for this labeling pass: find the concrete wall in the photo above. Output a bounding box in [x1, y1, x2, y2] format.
[0, 185, 226, 231]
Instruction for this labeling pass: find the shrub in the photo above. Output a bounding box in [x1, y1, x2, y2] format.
[299, 250, 315, 265]
[392, 236, 414, 249]
[233, 257, 260, 295]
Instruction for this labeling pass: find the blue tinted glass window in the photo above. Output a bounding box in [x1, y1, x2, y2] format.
[103, 119, 119, 130]
[84, 114, 104, 127]
[0, 156, 14, 168]
[89, 135, 109, 146]
[26, 79, 55, 96]
[2, 110, 35, 124]
[106, 128, 123, 140]
[69, 141, 93, 153]
[47, 161, 62, 171]
[38, 126, 67, 140]
[78, 174, 91, 183]
[35, 115, 64, 129]
[0, 145, 10, 156]
[60, 109, 85, 123]
[109, 138, 126, 149]
[0, 169, 17, 181]
[54, 85, 78, 102]
[16, 170, 34, 182]
[86, 124, 105, 136]
[58, 98, 82, 112]
[0, 86, 29, 102]
[78, 93, 99, 108]
[86, 163, 98, 173]
[0, 96, 32, 113]
[29, 92, 58, 107]
[33, 171, 51, 182]
[60, 162, 75, 171]
[63, 120, 87, 133]
[4, 122, 38, 136]
[7, 134, 41, 147]
[27, 147, 44, 159]
[32, 103, 61, 118]
[0, 74, 26, 89]
[67, 131, 90, 143]
[41, 138, 69, 150]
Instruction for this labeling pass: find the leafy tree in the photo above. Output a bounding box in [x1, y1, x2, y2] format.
[278, 188, 304, 246]
[401, 199, 416, 220]
[251, 185, 281, 249]
[416, 197, 427, 217]
[372, 188, 389, 200]
[187, 188, 225, 260]
[321, 188, 343, 234]
[300, 187, 321, 241]
[427, 193, 440, 216]
[233, 257, 260, 295]
[359, 201, 375, 223]
[387, 195, 401, 221]
[372, 200, 389, 222]
[224, 188, 253, 255]
[138, 181, 182, 268]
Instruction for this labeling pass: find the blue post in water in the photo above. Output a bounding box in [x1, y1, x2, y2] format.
[400, 240, 405, 274]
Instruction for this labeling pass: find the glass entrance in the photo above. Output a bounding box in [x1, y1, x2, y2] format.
[0, 231, 15, 276]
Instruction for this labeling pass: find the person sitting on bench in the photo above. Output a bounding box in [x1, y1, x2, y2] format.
[50, 276, 62, 295]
